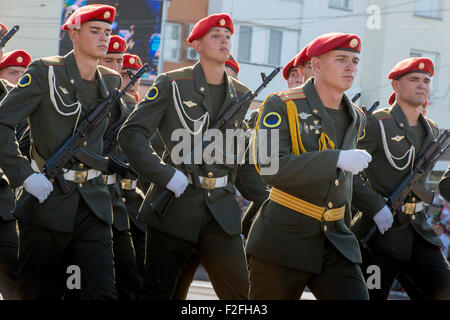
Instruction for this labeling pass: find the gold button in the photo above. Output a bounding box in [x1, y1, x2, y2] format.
[412, 197, 416, 202]
[412, 215, 416, 221]
[208, 172, 213, 178]
[324, 225, 328, 232]
[207, 192, 211, 198]
[400, 123, 404, 127]
[328, 202, 333, 209]
[234, 120, 239, 127]
[83, 141, 88, 147]
[122, 197, 126, 203]
[334, 180, 339, 187]
[78, 183, 83, 188]
[79, 163, 84, 169]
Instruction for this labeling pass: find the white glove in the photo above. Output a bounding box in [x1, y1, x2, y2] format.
[166, 170, 188, 198]
[23, 173, 53, 203]
[373, 205, 393, 234]
[337, 149, 372, 175]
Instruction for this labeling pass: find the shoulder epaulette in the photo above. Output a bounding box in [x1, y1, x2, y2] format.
[372, 107, 393, 121]
[41, 56, 64, 66]
[98, 65, 120, 78]
[166, 66, 194, 81]
[276, 87, 306, 102]
[229, 77, 249, 94]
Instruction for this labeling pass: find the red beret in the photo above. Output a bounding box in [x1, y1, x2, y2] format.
[225, 54, 239, 74]
[282, 56, 297, 80]
[307, 33, 361, 57]
[62, 4, 116, 31]
[0, 50, 32, 70]
[294, 44, 311, 67]
[0, 23, 8, 37]
[187, 13, 234, 44]
[122, 53, 142, 70]
[108, 35, 127, 54]
[388, 57, 434, 80]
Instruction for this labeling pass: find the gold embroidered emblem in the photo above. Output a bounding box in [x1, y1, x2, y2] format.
[391, 135, 404, 142]
[104, 11, 111, 19]
[17, 56, 23, 63]
[349, 38, 358, 48]
[113, 42, 119, 50]
[418, 62, 425, 70]
[183, 100, 197, 108]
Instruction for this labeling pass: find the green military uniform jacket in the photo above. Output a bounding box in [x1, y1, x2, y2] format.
[439, 165, 450, 202]
[352, 104, 442, 261]
[0, 51, 122, 232]
[118, 62, 252, 242]
[0, 79, 15, 221]
[245, 78, 366, 273]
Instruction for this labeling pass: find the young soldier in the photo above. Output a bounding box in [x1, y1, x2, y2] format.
[0, 4, 121, 299]
[246, 33, 371, 300]
[116, 53, 147, 278]
[282, 55, 302, 89]
[99, 34, 126, 72]
[118, 13, 252, 300]
[98, 37, 142, 300]
[294, 43, 314, 83]
[0, 25, 19, 300]
[0, 50, 32, 85]
[352, 57, 450, 300]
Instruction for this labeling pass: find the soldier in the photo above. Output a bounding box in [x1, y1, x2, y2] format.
[0, 50, 32, 85]
[118, 54, 147, 277]
[118, 13, 252, 300]
[246, 33, 371, 300]
[294, 43, 314, 83]
[0, 50, 33, 140]
[0, 4, 121, 299]
[352, 57, 450, 299]
[439, 165, 450, 202]
[282, 55, 302, 89]
[98, 38, 142, 300]
[0, 24, 18, 300]
[99, 35, 126, 72]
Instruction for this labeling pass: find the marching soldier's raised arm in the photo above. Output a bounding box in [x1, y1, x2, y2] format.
[118, 74, 176, 188]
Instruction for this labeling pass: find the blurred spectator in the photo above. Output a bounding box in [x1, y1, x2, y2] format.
[433, 223, 450, 259]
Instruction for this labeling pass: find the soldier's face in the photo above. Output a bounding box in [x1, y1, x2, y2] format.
[300, 61, 313, 82]
[313, 50, 359, 91]
[0, 65, 26, 85]
[70, 21, 112, 59]
[393, 72, 431, 107]
[120, 69, 140, 94]
[193, 27, 232, 64]
[99, 53, 124, 73]
[287, 67, 302, 89]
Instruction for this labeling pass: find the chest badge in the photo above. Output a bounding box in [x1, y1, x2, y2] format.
[391, 135, 405, 142]
[59, 86, 69, 95]
[298, 112, 311, 120]
[183, 100, 197, 108]
[310, 120, 322, 134]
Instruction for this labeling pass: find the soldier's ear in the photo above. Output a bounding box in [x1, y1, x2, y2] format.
[391, 79, 399, 92]
[190, 40, 202, 54]
[311, 56, 320, 76]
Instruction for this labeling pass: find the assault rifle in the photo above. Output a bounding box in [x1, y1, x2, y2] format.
[359, 129, 449, 250]
[0, 25, 19, 49]
[12, 63, 149, 225]
[151, 67, 281, 218]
